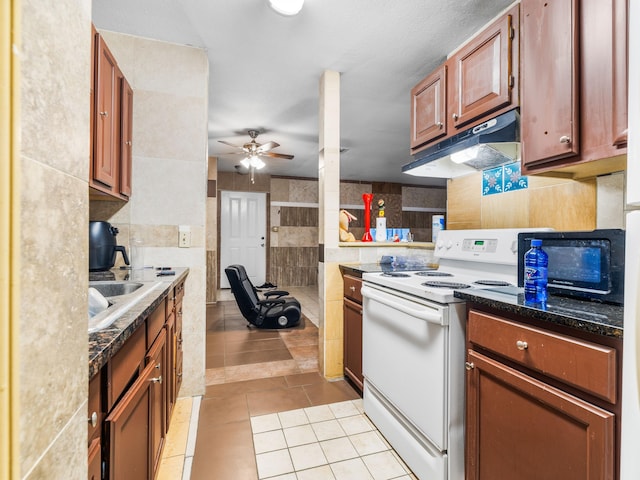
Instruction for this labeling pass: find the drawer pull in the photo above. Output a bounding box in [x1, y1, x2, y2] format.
[559, 135, 571, 144]
[465, 362, 475, 371]
[516, 340, 528, 351]
[150, 376, 163, 384]
[349, 286, 356, 292]
[89, 411, 98, 427]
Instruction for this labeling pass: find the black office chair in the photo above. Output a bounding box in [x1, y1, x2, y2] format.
[224, 265, 301, 329]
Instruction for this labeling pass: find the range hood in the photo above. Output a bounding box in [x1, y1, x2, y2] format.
[402, 109, 520, 178]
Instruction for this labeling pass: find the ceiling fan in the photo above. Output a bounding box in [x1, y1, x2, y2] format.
[218, 129, 294, 183]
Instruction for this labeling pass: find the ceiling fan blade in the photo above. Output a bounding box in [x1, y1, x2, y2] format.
[218, 140, 243, 149]
[256, 141, 280, 153]
[263, 152, 294, 160]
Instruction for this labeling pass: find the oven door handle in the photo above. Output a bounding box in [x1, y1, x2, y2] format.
[361, 285, 445, 325]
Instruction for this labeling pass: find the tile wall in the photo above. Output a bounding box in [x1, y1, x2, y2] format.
[447, 170, 599, 230]
[90, 32, 209, 397]
[18, 0, 91, 477]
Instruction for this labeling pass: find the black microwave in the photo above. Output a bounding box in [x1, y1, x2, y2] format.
[517, 229, 625, 305]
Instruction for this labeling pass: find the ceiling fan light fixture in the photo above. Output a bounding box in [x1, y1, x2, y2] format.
[268, 0, 304, 16]
[252, 156, 266, 170]
[240, 157, 250, 169]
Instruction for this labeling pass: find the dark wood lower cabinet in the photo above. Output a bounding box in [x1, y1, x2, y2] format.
[105, 357, 154, 479]
[343, 297, 363, 391]
[466, 350, 615, 480]
[87, 438, 101, 480]
[148, 330, 166, 479]
[465, 308, 619, 480]
[91, 282, 185, 480]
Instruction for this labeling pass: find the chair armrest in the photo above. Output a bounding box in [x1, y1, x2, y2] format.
[257, 298, 285, 307]
[264, 290, 289, 298]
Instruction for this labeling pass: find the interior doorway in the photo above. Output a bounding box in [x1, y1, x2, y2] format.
[219, 190, 267, 289]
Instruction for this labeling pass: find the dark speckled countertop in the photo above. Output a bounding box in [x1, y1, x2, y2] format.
[454, 286, 624, 338]
[88, 267, 189, 379]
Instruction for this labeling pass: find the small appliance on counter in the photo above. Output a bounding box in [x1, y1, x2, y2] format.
[517, 229, 625, 305]
[89, 221, 130, 272]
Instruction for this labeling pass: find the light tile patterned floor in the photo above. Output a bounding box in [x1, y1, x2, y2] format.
[250, 399, 417, 480]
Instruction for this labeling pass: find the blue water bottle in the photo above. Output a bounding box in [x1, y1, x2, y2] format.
[524, 239, 548, 303]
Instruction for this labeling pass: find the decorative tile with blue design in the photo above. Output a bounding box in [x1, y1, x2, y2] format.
[503, 162, 528, 192]
[482, 166, 503, 196]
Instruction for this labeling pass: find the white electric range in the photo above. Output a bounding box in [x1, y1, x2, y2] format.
[361, 228, 551, 480]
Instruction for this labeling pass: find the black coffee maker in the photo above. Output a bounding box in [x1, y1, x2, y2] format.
[89, 221, 130, 271]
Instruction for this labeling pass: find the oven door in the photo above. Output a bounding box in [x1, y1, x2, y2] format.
[362, 282, 449, 451]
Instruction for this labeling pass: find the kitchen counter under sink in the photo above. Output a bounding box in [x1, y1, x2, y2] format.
[88, 267, 189, 379]
[454, 287, 624, 338]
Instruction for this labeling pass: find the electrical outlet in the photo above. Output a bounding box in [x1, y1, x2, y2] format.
[179, 229, 191, 248]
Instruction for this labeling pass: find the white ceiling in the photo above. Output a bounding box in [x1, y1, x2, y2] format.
[92, 0, 514, 187]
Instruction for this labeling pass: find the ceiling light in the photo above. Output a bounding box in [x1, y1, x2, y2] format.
[268, 0, 304, 16]
[252, 156, 266, 170]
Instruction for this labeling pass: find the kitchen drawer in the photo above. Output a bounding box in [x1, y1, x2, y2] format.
[467, 310, 617, 403]
[343, 275, 362, 304]
[147, 299, 166, 349]
[108, 325, 145, 411]
[88, 372, 102, 445]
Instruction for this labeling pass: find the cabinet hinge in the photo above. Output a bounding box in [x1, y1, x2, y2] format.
[509, 26, 515, 40]
[509, 75, 515, 89]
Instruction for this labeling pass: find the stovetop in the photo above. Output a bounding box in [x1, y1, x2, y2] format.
[363, 228, 552, 304]
[364, 269, 517, 303]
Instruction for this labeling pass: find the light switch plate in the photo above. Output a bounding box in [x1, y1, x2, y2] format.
[179, 226, 191, 248]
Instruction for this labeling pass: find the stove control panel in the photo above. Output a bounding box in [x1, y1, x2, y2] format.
[462, 238, 498, 253]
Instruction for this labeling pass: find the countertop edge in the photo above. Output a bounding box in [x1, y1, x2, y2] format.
[88, 268, 189, 379]
[455, 289, 624, 339]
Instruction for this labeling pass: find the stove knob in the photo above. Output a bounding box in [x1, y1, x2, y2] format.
[436, 241, 444, 250]
[446, 241, 453, 249]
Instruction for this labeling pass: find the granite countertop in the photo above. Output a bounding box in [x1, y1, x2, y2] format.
[454, 286, 624, 338]
[88, 267, 189, 379]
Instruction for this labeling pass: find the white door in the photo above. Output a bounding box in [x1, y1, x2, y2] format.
[219, 191, 267, 289]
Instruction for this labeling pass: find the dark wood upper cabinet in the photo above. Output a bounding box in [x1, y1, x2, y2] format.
[410, 64, 447, 149]
[521, 0, 628, 173]
[93, 35, 119, 189]
[410, 5, 519, 154]
[521, 0, 579, 166]
[449, 5, 518, 130]
[612, 0, 628, 147]
[90, 26, 133, 201]
[119, 76, 133, 198]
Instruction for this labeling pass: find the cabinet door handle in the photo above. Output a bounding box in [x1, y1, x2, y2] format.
[150, 375, 163, 384]
[349, 286, 356, 292]
[437, 121, 443, 129]
[516, 340, 528, 350]
[88, 411, 98, 427]
[452, 113, 459, 121]
[559, 135, 571, 144]
[125, 140, 132, 146]
[99, 111, 108, 117]
[465, 362, 475, 370]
